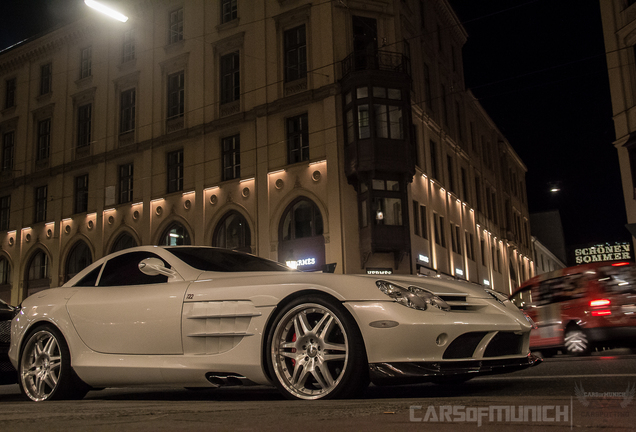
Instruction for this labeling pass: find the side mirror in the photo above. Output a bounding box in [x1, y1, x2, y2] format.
[138, 257, 176, 277]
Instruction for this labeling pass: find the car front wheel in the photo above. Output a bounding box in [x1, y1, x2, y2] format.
[18, 325, 89, 401]
[267, 296, 368, 400]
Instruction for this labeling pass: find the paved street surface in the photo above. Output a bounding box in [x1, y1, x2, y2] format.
[1, 350, 635, 431]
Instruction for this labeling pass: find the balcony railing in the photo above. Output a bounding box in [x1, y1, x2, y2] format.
[341, 50, 410, 79]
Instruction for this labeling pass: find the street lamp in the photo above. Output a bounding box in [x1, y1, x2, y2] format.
[84, 0, 128, 22]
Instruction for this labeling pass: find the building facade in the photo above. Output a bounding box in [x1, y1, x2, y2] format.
[0, 0, 533, 305]
[600, 0, 636, 241]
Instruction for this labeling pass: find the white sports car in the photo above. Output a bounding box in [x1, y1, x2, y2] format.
[9, 246, 540, 401]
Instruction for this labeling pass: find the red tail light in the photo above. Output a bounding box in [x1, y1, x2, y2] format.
[590, 299, 611, 307]
[591, 310, 612, 317]
[612, 262, 630, 267]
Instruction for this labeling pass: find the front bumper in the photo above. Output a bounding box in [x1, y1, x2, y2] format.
[369, 352, 543, 385]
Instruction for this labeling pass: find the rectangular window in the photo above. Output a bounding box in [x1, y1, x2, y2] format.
[0, 195, 10, 231]
[466, 232, 474, 261]
[118, 163, 133, 204]
[454, 225, 462, 255]
[430, 140, 439, 180]
[420, 205, 428, 239]
[222, 135, 240, 181]
[167, 149, 184, 193]
[474, 176, 482, 212]
[34, 185, 47, 223]
[447, 155, 455, 193]
[412, 201, 420, 236]
[167, 72, 184, 119]
[374, 104, 403, 139]
[284, 25, 307, 82]
[80, 47, 92, 79]
[491, 191, 498, 225]
[434, 214, 446, 247]
[423, 63, 432, 111]
[345, 109, 354, 144]
[373, 197, 402, 226]
[5, 78, 16, 109]
[77, 103, 92, 148]
[460, 167, 469, 203]
[287, 113, 309, 164]
[221, 0, 237, 23]
[74, 174, 88, 214]
[37, 118, 51, 161]
[481, 237, 486, 266]
[123, 29, 135, 62]
[357, 105, 370, 139]
[441, 84, 448, 126]
[455, 101, 463, 140]
[2, 131, 14, 172]
[220, 52, 240, 104]
[169, 8, 184, 44]
[120, 88, 136, 133]
[40, 63, 52, 95]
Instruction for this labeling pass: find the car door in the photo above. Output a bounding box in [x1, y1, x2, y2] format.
[66, 250, 190, 355]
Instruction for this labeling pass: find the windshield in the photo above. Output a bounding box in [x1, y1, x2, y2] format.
[166, 247, 292, 272]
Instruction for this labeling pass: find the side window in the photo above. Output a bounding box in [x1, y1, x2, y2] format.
[98, 252, 170, 286]
[74, 265, 102, 287]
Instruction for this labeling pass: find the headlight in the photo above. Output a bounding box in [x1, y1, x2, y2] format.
[484, 289, 509, 305]
[376, 280, 450, 311]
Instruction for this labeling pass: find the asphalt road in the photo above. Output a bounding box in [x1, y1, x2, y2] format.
[1, 350, 635, 431]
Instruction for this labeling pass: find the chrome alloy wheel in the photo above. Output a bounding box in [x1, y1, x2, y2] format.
[564, 328, 589, 355]
[271, 303, 349, 400]
[20, 329, 63, 401]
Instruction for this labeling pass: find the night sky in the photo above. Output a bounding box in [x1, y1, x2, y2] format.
[0, 1, 628, 251]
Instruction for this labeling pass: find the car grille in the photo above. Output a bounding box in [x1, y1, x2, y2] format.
[0, 320, 10, 344]
[443, 331, 524, 359]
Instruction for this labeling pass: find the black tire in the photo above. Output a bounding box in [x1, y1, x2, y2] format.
[563, 326, 591, 356]
[18, 324, 90, 401]
[266, 295, 369, 400]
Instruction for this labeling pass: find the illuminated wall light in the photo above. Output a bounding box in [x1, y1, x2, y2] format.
[268, 169, 286, 175]
[87, 213, 97, 218]
[309, 159, 326, 166]
[240, 177, 255, 183]
[22, 227, 31, 232]
[204, 186, 220, 192]
[151, 198, 164, 204]
[62, 218, 72, 223]
[46, 221, 56, 227]
[7, 230, 16, 235]
[84, 0, 129, 22]
[104, 208, 116, 213]
[456, 199, 461, 204]
[422, 174, 428, 179]
[440, 188, 445, 193]
[131, 202, 143, 208]
[182, 190, 195, 196]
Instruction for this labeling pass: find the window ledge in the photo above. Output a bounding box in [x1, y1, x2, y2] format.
[216, 18, 240, 32]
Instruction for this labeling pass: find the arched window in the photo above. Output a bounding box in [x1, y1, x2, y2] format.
[160, 222, 191, 246]
[280, 198, 323, 242]
[111, 232, 138, 253]
[213, 211, 251, 253]
[65, 241, 92, 282]
[26, 250, 49, 297]
[0, 257, 11, 303]
[278, 197, 325, 271]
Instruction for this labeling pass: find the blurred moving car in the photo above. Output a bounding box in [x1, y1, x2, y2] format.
[10, 246, 540, 402]
[0, 299, 18, 385]
[510, 261, 636, 356]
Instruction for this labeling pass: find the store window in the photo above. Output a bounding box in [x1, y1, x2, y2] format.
[213, 211, 251, 253]
[278, 197, 325, 271]
[111, 232, 137, 253]
[65, 241, 92, 282]
[26, 249, 49, 297]
[160, 222, 191, 246]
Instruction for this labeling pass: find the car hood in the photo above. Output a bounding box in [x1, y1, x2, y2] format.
[193, 271, 491, 302]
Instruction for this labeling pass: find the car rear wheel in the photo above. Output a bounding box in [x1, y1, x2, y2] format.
[18, 325, 89, 401]
[564, 327, 591, 356]
[266, 296, 368, 400]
